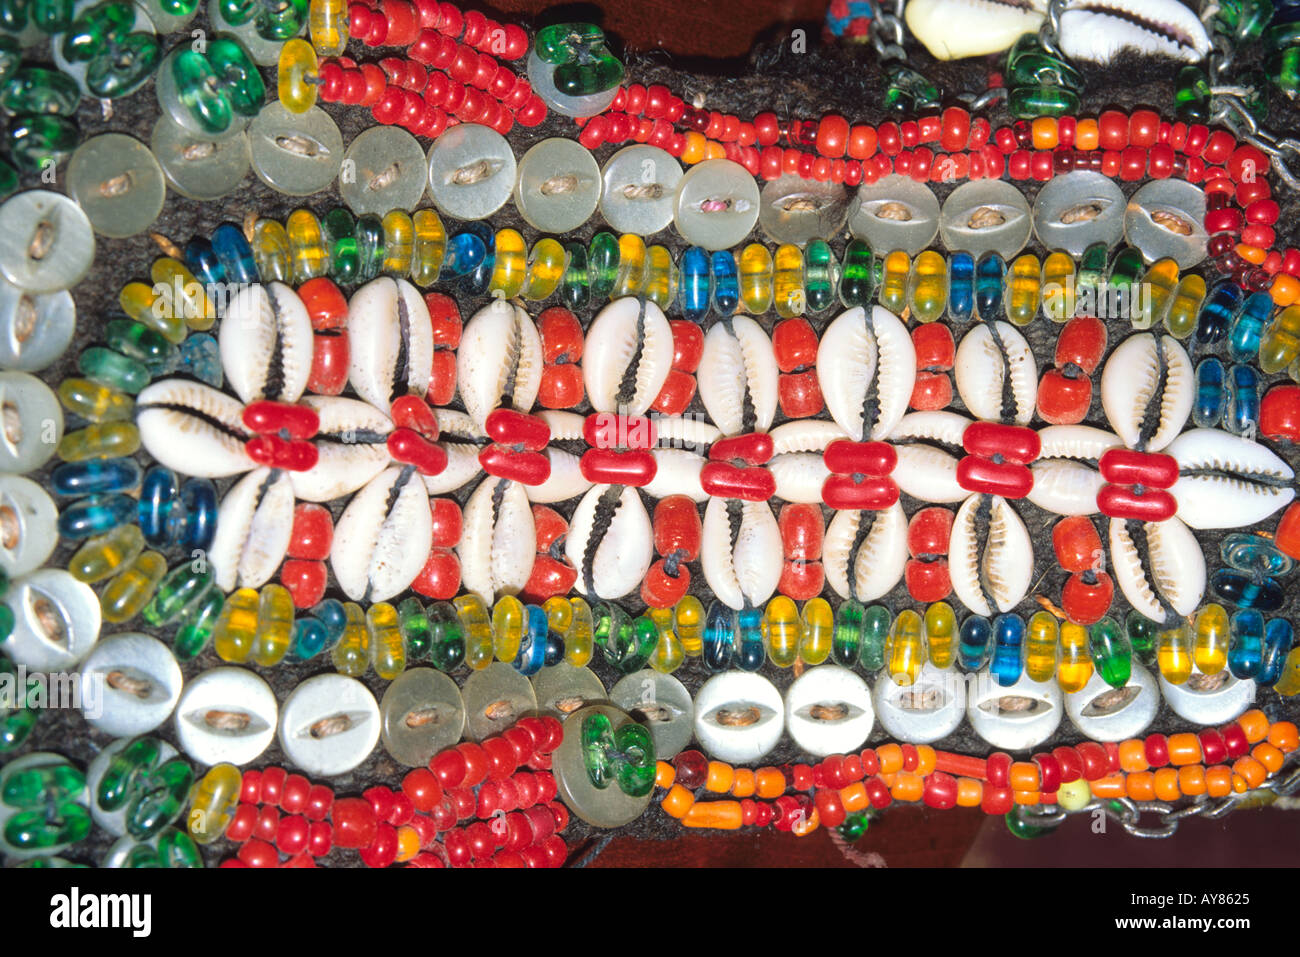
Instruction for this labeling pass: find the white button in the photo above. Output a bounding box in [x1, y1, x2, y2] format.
[174, 667, 277, 767]
[0, 568, 100, 672]
[0, 475, 57, 577]
[785, 665, 874, 757]
[78, 633, 182, 737]
[872, 661, 966, 744]
[0, 372, 63, 473]
[693, 671, 783, 763]
[278, 673, 380, 777]
[1159, 669, 1256, 726]
[966, 668, 1062, 751]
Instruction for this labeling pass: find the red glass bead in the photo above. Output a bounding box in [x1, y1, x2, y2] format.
[986, 752, 1011, 788]
[821, 474, 899, 510]
[641, 561, 690, 607]
[240, 768, 262, 804]
[304, 784, 333, 821]
[908, 506, 953, 557]
[877, 122, 901, 156]
[1076, 741, 1109, 780]
[307, 820, 332, 856]
[1144, 733, 1170, 768]
[456, 741, 490, 787]
[1148, 143, 1174, 179]
[1198, 729, 1227, 766]
[816, 114, 849, 158]
[1128, 109, 1159, 148]
[848, 124, 877, 159]
[779, 370, 824, 417]
[654, 495, 703, 559]
[332, 797, 379, 848]
[276, 814, 309, 856]
[288, 503, 333, 560]
[1204, 130, 1236, 165]
[1205, 208, 1245, 234]
[772, 318, 818, 372]
[1221, 722, 1249, 759]
[909, 370, 952, 410]
[1098, 449, 1178, 488]
[961, 422, 1040, 463]
[699, 462, 775, 501]
[237, 839, 278, 868]
[281, 559, 327, 609]
[1052, 746, 1084, 784]
[1008, 149, 1031, 179]
[823, 440, 896, 476]
[1061, 571, 1113, 625]
[1096, 484, 1178, 522]
[409, 545, 460, 600]
[479, 445, 549, 484]
[1098, 110, 1129, 150]
[1057, 115, 1076, 149]
[1031, 150, 1053, 181]
[780, 559, 824, 601]
[1261, 385, 1300, 442]
[940, 106, 970, 153]
[402, 768, 444, 812]
[1032, 754, 1061, 794]
[1120, 145, 1147, 181]
[778, 503, 824, 561]
[674, 749, 708, 789]
[956, 457, 1032, 498]
[1052, 516, 1102, 572]
[1036, 369, 1092, 425]
[580, 448, 657, 486]
[905, 559, 951, 603]
[225, 803, 256, 842]
[280, 773, 310, 814]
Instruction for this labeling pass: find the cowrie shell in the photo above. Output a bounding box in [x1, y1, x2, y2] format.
[643, 448, 707, 501]
[331, 466, 432, 602]
[209, 467, 295, 591]
[700, 497, 783, 610]
[459, 476, 536, 601]
[1101, 332, 1193, 452]
[525, 448, 592, 503]
[1059, 0, 1210, 64]
[1108, 515, 1204, 623]
[457, 299, 542, 429]
[290, 395, 392, 502]
[1167, 428, 1296, 529]
[770, 452, 830, 503]
[823, 501, 908, 602]
[698, 316, 779, 437]
[770, 419, 847, 454]
[905, 0, 1046, 59]
[346, 277, 434, 411]
[948, 494, 1033, 616]
[566, 484, 653, 600]
[219, 281, 312, 404]
[583, 297, 673, 416]
[818, 306, 915, 441]
[954, 320, 1037, 425]
[136, 378, 253, 478]
[1027, 459, 1105, 515]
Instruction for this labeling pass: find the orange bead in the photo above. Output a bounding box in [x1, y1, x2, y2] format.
[890, 771, 924, 802]
[1268, 721, 1299, 753]
[1206, 765, 1233, 797]
[1012, 789, 1041, 806]
[841, 782, 868, 812]
[791, 807, 820, 836]
[1031, 117, 1059, 150]
[1271, 274, 1300, 307]
[915, 745, 936, 776]
[1075, 118, 1100, 151]
[1166, 733, 1202, 766]
[1153, 767, 1181, 802]
[1231, 774, 1248, 793]
[661, 784, 696, 819]
[705, 141, 726, 161]
[1119, 739, 1150, 773]
[1239, 709, 1270, 743]
[681, 799, 743, 829]
[1009, 761, 1041, 792]
[731, 767, 756, 797]
[956, 777, 983, 807]
[1232, 756, 1267, 789]
[1125, 771, 1155, 801]
[877, 743, 903, 774]
[655, 761, 675, 790]
[1091, 773, 1128, 799]
[394, 824, 421, 862]
[755, 767, 786, 799]
[705, 761, 734, 793]
[878, 771, 897, 789]
[1237, 243, 1267, 265]
[681, 132, 707, 164]
[1252, 742, 1284, 774]
[1178, 765, 1206, 797]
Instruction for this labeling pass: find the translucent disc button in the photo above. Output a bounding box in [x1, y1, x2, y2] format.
[151, 115, 250, 201]
[380, 667, 465, 768]
[340, 126, 427, 216]
[249, 102, 343, 196]
[514, 137, 600, 232]
[427, 123, 516, 221]
[67, 134, 166, 238]
[600, 145, 681, 236]
[0, 191, 95, 293]
[0, 275, 75, 371]
[673, 159, 760, 250]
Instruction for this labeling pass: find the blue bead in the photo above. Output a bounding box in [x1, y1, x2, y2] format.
[179, 478, 219, 551]
[1228, 292, 1274, 361]
[1260, 618, 1294, 684]
[179, 334, 222, 388]
[211, 222, 259, 284]
[948, 252, 975, 322]
[543, 629, 565, 667]
[702, 600, 736, 673]
[311, 599, 347, 647]
[1193, 357, 1226, 428]
[460, 223, 494, 296]
[1211, 569, 1284, 611]
[957, 614, 992, 672]
[290, 616, 329, 659]
[990, 612, 1025, 687]
[138, 465, 179, 547]
[1228, 608, 1265, 679]
[183, 238, 224, 286]
[735, 607, 765, 672]
[440, 231, 487, 278]
[511, 604, 549, 676]
[1195, 280, 1244, 345]
[1221, 532, 1293, 577]
[58, 493, 137, 539]
[50, 457, 141, 497]
[710, 250, 739, 317]
[974, 252, 1005, 321]
[680, 246, 711, 322]
[1225, 363, 1260, 436]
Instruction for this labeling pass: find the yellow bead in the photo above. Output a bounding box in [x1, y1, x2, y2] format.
[1137, 258, 1179, 330]
[1156, 622, 1193, 685]
[886, 608, 925, 686]
[521, 237, 566, 300]
[367, 601, 407, 680]
[879, 250, 910, 315]
[923, 601, 956, 669]
[564, 596, 594, 668]
[643, 245, 677, 310]
[250, 584, 294, 667]
[543, 596, 573, 634]
[151, 258, 215, 330]
[410, 208, 447, 287]
[612, 234, 647, 299]
[58, 422, 139, 462]
[907, 250, 947, 323]
[489, 228, 527, 299]
[100, 550, 166, 624]
[188, 763, 243, 844]
[278, 38, 319, 113]
[381, 210, 414, 276]
[119, 281, 185, 343]
[250, 219, 292, 284]
[648, 606, 684, 673]
[1057, 777, 1092, 811]
[1260, 303, 1300, 374]
[1041, 251, 1075, 322]
[332, 601, 370, 676]
[454, 593, 494, 670]
[674, 594, 705, 657]
[681, 131, 707, 164]
[287, 209, 329, 284]
[1025, 610, 1060, 683]
[1006, 253, 1041, 326]
[308, 0, 348, 55]
[492, 595, 525, 663]
[213, 587, 259, 662]
[1192, 603, 1230, 675]
[69, 525, 145, 583]
[763, 595, 801, 668]
[799, 597, 833, 665]
[1057, 621, 1093, 692]
[739, 243, 773, 315]
[58, 378, 133, 423]
[1165, 273, 1206, 339]
[1274, 647, 1300, 696]
[773, 243, 806, 318]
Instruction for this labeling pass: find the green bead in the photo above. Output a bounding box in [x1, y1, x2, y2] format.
[831, 598, 865, 667]
[125, 844, 160, 867]
[355, 213, 384, 282]
[839, 239, 874, 308]
[97, 737, 161, 811]
[143, 565, 215, 626]
[612, 722, 655, 796]
[1005, 809, 1057, 839]
[253, 0, 306, 40]
[0, 35, 19, 82]
[588, 231, 620, 302]
[839, 812, 870, 840]
[804, 238, 837, 313]
[61, 1, 134, 61]
[860, 604, 891, 671]
[5, 803, 90, 848]
[0, 0, 29, 32]
[86, 32, 159, 99]
[1, 66, 80, 115]
[561, 240, 590, 310]
[882, 62, 940, 114]
[207, 37, 264, 116]
[397, 597, 432, 661]
[78, 346, 150, 394]
[30, 0, 71, 32]
[1174, 65, 1211, 123]
[598, 608, 656, 674]
[323, 207, 359, 283]
[1215, 0, 1274, 41]
[173, 587, 223, 660]
[1267, 45, 1300, 100]
[0, 658, 38, 753]
[535, 23, 607, 63]
[216, 0, 256, 26]
[426, 601, 464, 672]
[156, 826, 202, 867]
[1266, 18, 1300, 50]
[0, 159, 15, 200]
[554, 55, 624, 97]
[1008, 84, 1080, 119]
[1107, 246, 1144, 291]
[171, 49, 231, 134]
[1125, 610, 1159, 665]
[106, 318, 175, 371]
[126, 759, 192, 839]
[1088, 616, 1132, 688]
[581, 711, 615, 788]
[1005, 34, 1085, 91]
[1076, 241, 1109, 301]
[7, 114, 78, 172]
[159, 0, 199, 13]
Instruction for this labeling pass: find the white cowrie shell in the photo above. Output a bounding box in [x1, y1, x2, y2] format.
[700, 497, 783, 611]
[653, 414, 721, 452]
[537, 409, 586, 441]
[769, 419, 846, 454]
[290, 395, 392, 502]
[459, 476, 536, 602]
[1027, 459, 1104, 515]
[1100, 332, 1193, 452]
[954, 320, 1037, 425]
[219, 281, 313, 404]
[642, 448, 707, 502]
[904, 0, 1046, 59]
[209, 467, 295, 592]
[948, 494, 1033, 616]
[583, 297, 673, 416]
[457, 299, 543, 429]
[1167, 428, 1296, 529]
[818, 305, 914, 441]
[422, 441, 484, 496]
[566, 484, 654, 600]
[770, 452, 829, 503]
[136, 379, 254, 479]
[1108, 515, 1204, 624]
[1035, 424, 1123, 461]
[1059, 0, 1210, 64]
[893, 445, 966, 503]
[698, 315, 779, 437]
[331, 466, 432, 602]
[823, 501, 907, 602]
[525, 448, 592, 503]
[346, 276, 434, 411]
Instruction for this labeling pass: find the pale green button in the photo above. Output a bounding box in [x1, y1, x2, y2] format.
[531, 662, 605, 719]
[249, 102, 343, 197]
[380, 667, 466, 767]
[0, 371, 63, 472]
[673, 158, 760, 250]
[849, 175, 939, 256]
[67, 133, 166, 238]
[0, 276, 75, 372]
[461, 661, 537, 742]
[610, 669, 694, 761]
[514, 138, 600, 233]
[340, 126, 427, 216]
[151, 114, 251, 201]
[600, 145, 681, 237]
[940, 179, 1033, 259]
[426, 123, 516, 221]
[0, 192, 95, 294]
[759, 174, 850, 246]
[137, 0, 199, 34]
